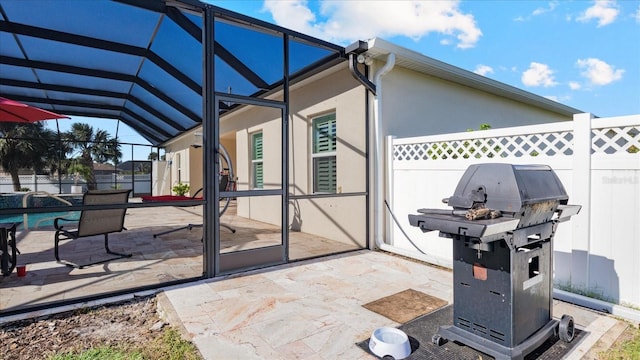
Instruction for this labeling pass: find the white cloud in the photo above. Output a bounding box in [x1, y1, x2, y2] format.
[514, 1, 558, 21]
[634, 5, 640, 23]
[522, 62, 558, 87]
[263, 0, 482, 48]
[532, 1, 559, 16]
[263, 0, 318, 33]
[576, 58, 624, 85]
[577, 0, 619, 27]
[474, 65, 494, 76]
[569, 81, 581, 90]
[544, 94, 572, 102]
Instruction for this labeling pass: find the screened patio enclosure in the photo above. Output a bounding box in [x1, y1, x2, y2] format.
[0, 0, 369, 315]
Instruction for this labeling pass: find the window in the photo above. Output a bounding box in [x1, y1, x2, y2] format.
[251, 132, 263, 189]
[312, 113, 336, 193]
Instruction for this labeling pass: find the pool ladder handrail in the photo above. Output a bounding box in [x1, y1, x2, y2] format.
[22, 191, 73, 229]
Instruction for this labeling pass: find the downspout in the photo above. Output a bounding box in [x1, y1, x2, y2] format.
[372, 54, 395, 248]
[349, 49, 396, 249]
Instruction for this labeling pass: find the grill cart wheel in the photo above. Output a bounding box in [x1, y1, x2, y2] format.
[559, 315, 575, 343]
[432, 334, 445, 346]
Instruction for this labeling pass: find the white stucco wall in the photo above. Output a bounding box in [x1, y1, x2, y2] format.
[287, 69, 367, 196]
[378, 66, 570, 138]
[235, 112, 283, 226]
[189, 147, 203, 195]
[286, 68, 367, 247]
[164, 131, 200, 197]
[160, 129, 237, 198]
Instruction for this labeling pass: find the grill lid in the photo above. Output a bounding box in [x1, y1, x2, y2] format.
[446, 164, 569, 214]
[408, 163, 580, 242]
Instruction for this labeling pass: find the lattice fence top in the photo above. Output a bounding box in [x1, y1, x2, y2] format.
[394, 125, 640, 161]
[592, 126, 640, 154]
[394, 131, 574, 161]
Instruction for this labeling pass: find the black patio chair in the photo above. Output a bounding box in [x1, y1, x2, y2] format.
[54, 189, 132, 268]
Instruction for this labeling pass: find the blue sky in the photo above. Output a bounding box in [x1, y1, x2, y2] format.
[54, 0, 640, 160]
[209, 0, 640, 118]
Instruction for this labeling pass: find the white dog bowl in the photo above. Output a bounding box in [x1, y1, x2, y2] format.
[368, 327, 411, 359]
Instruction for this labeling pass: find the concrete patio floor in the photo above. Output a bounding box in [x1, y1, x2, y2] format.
[157, 250, 628, 360]
[0, 201, 360, 313]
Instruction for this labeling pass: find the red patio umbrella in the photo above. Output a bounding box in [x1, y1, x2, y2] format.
[0, 96, 69, 123]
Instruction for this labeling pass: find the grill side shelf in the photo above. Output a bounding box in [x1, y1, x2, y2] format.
[408, 213, 519, 240]
[554, 204, 582, 222]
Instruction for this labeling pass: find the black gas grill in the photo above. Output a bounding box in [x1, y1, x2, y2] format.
[408, 164, 581, 360]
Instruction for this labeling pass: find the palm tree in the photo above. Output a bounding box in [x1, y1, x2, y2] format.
[0, 122, 57, 191]
[63, 123, 122, 190]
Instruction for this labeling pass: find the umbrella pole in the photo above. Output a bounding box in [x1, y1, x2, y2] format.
[56, 119, 62, 194]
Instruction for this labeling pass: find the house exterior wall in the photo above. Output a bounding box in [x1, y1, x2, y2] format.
[227, 68, 367, 246]
[379, 66, 570, 138]
[189, 147, 203, 195]
[235, 115, 283, 225]
[164, 132, 197, 196]
[162, 130, 236, 198]
[161, 58, 576, 251]
[287, 69, 367, 247]
[287, 69, 367, 196]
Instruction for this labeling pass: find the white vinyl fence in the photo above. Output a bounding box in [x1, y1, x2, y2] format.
[0, 174, 151, 195]
[387, 113, 640, 308]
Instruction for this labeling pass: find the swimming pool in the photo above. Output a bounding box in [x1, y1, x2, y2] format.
[1, 191, 83, 230]
[0, 211, 80, 230]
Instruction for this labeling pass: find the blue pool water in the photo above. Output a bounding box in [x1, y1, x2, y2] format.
[0, 211, 80, 230]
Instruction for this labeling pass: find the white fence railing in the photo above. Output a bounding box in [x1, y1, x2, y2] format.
[388, 113, 640, 308]
[0, 174, 152, 195]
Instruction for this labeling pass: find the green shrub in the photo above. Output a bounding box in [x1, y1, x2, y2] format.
[172, 182, 190, 196]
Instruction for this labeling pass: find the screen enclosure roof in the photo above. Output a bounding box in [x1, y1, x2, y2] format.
[0, 0, 345, 145]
